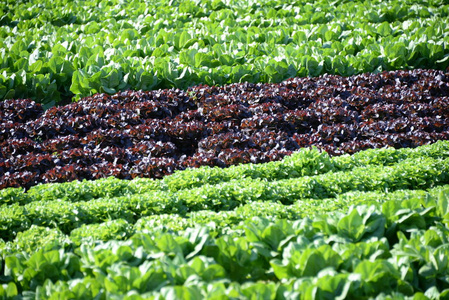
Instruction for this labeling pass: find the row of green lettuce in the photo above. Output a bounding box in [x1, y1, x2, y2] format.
[1, 141, 449, 243]
[0, 141, 449, 241]
[3, 185, 448, 253]
[1, 187, 449, 299]
[1, 0, 448, 106]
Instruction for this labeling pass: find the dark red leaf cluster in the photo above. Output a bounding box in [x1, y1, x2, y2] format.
[1, 69, 449, 189]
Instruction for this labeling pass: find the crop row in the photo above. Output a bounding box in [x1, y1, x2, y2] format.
[1, 69, 448, 189]
[0, 0, 448, 105]
[3, 185, 446, 252]
[1, 147, 448, 241]
[1, 187, 448, 299]
[2, 140, 449, 205]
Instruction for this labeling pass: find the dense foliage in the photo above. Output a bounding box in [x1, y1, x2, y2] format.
[0, 0, 448, 106]
[1, 69, 448, 189]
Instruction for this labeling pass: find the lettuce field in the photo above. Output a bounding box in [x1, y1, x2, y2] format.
[1, 0, 449, 299]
